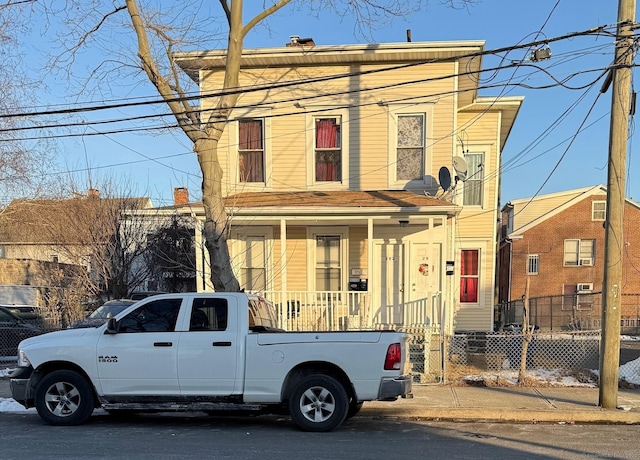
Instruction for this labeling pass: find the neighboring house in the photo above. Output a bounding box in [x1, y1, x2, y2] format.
[165, 38, 523, 334]
[0, 190, 154, 304]
[498, 184, 640, 312]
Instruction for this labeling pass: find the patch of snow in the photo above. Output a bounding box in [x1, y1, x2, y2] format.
[0, 398, 34, 412]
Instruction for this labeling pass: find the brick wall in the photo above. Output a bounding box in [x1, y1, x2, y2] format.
[504, 199, 640, 301]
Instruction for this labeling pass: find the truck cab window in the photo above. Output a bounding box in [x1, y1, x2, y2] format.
[118, 298, 182, 333]
[190, 297, 228, 331]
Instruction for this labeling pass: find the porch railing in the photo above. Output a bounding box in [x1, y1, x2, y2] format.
[259, 290, 442, 332]
[261, 290, 370, 331]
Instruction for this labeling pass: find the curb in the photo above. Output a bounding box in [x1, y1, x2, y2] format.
[360, 407, 640, 424]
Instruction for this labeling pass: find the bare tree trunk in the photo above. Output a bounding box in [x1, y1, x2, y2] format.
[196, 135, 240, 292]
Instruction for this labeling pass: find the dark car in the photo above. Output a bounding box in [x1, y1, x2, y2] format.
[128, 291, 167, 301]
[0, 305, 44, 358]
[68, 299, 136, 329]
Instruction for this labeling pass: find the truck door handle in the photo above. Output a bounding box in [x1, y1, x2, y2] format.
[212, 341, 232, 347]
[154, 342, 173, 347]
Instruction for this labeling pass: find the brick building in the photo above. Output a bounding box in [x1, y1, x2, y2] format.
[498, 185, 640, 312]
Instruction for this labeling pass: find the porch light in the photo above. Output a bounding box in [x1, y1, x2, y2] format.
[399, 220, 409, 228]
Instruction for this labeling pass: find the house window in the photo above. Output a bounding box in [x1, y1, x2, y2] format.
[527, 254, 539, 275]
[592, 201, 606, 221]
[564, 239, 595, 266]
[396, 114, 425, 181]
[238, 236, 266, 291]
[238, 119, 264, 182]
[315, 117, 341, 182]
[463, 153, 484, 206]
[316, 235, 341, 291]
[460, 249, 479, 303]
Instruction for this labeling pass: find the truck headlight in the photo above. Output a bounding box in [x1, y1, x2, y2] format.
[17, 349, 31, 368]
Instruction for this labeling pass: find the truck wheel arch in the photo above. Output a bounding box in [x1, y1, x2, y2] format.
[281, 361, 354, 402]
[30, 361, 100, 409]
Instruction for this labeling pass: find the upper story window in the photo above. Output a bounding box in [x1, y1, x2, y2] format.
[396, 114, 425, 181]
[460, 249, 479, 303]
[463, 153, 484, 206]
[238, 118, 265, 183]
[564, 239, 595, 266]
[592, 201, 606, 221]
[527, 254, 539, 275]
[315, 117, 342, 182]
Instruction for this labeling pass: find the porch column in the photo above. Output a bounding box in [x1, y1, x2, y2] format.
[280, 219, 288, 305]
[367, 218, 374, 329]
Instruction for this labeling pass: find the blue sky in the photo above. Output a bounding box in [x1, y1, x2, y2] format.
[23, 1, 635, 206]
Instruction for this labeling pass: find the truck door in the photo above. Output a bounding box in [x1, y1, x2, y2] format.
[177, 296, 240, 395]
[96, 297, 183, 395]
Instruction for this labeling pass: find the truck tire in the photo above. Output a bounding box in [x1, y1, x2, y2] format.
[34, 370, 95, 426]
[347, 400, 363, 419]
[289, 374, 348, 432]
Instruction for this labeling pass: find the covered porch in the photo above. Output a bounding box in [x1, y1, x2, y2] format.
[192, 190, 461, 335]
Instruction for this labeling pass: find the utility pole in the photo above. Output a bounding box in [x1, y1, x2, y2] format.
[599, 0, 636, 409]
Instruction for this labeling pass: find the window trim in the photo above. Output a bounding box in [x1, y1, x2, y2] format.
[527, 254, 539, 275]
[306, 227, 349, 292]
[230, 227, 274, 292]
[563, 238, 595, 267]
[228, 108, 272, 191]
[592, 200, 606, 221]
[461, 152, 485, 207]
[387, 103, 434, 188]
[459, 248, 481, 305]
[305, 108, 350, 189]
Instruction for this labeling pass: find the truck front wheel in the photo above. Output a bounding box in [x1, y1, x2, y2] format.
[34, 370, 95, 426]
[289, 374, 348, 432]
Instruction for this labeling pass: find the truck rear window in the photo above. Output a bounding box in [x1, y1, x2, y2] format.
[248, 298, 277, 329]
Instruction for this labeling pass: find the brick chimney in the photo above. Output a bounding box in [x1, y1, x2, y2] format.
[286, 35, 315, 47]
[174, 187, 189, 206]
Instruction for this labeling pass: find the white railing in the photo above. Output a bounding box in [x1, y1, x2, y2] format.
[257, 290, 442, 332]
[261, 290, 370, 331]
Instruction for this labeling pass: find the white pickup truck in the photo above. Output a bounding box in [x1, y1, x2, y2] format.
[10, 292, 412, 431]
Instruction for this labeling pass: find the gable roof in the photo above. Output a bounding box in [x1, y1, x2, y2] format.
[504, 185, 640, 237]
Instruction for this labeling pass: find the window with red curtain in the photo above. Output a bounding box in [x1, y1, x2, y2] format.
[238, 119, 264, 182]
[315, 117, 341, 182]
[460, 249, 479, 303]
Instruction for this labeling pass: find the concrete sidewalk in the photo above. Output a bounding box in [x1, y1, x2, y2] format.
[2, 375, 640, 424]
[362, 384, 640, 424]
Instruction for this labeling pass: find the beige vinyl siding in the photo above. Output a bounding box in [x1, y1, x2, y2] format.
[281, 226, 308, 291]
[203, 63, 460, 194]
[348, 226, 368, 274]
[454, 239, 495, 331]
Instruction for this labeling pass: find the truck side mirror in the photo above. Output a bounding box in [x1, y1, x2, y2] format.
[105, 317, 118, 334]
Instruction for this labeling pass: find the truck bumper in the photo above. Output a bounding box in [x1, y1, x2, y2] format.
[377, 375, 413, 401]
[9, 366, 34, 408]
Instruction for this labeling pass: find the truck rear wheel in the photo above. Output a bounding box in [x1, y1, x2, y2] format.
[289, 374, 348, 432]
[34, 370, 94, 426]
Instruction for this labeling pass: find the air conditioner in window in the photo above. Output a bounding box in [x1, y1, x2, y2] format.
[579, 258, 593, 266]
[577, 283, 593, 292]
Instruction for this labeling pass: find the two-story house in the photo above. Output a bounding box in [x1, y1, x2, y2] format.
[172, 38, 523, 335]
[498, 185, 640, 329]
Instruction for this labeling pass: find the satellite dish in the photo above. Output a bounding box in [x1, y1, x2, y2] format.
[452, 156, 468, 182]
[438, 166, 452, 192]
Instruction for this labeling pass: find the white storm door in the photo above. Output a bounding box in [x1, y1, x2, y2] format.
[373, 243, 404, 325]
[408, 242, 442, 325]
